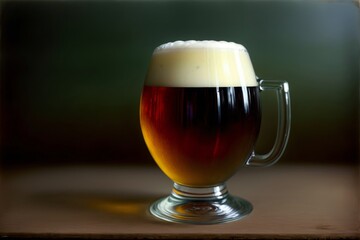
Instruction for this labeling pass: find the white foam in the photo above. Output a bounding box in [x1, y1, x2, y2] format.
[145, 40, 258, 87]
[155, 40, 247, 52]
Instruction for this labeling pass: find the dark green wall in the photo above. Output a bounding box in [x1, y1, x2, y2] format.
[1, 0, 358, 166]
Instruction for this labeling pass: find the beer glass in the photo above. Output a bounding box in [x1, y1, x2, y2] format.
[140, 40, 291, 224]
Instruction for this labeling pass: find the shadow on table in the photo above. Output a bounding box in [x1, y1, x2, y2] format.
[26, 191, 170, 225]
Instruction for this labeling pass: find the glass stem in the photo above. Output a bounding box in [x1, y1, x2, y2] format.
[171, 183, 229, 201]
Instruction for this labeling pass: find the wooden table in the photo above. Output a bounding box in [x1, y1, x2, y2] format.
[0, 164, 358, 239]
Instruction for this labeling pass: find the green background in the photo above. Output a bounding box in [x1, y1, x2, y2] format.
[1, 0, 358, 167]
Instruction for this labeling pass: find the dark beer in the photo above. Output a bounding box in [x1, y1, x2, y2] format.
[140, 85, 261, 186]
[140, 40, 261, 187]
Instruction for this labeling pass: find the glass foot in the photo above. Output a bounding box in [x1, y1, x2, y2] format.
[150, 183, 252, 224]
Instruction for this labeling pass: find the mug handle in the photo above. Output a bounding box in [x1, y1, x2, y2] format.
[246, 78, 291, 167]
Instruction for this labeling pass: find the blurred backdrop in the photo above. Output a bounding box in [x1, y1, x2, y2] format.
[0, 0, 358, 168]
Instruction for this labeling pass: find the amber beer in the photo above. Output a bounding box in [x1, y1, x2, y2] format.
[140, 41, 261, 186]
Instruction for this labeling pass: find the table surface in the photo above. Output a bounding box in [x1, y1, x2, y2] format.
[0, 164, 358, 239]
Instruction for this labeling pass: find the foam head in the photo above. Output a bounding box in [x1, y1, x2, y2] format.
[145, 40, 258, 87]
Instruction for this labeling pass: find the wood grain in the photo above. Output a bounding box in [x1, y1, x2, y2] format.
[0, 164, 358, 239]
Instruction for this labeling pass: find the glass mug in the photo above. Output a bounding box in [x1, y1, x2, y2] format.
[140, 40, 291, 224]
